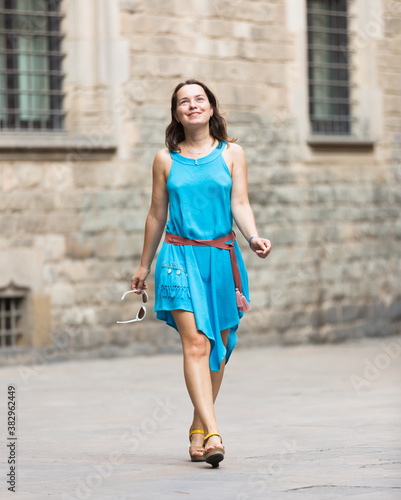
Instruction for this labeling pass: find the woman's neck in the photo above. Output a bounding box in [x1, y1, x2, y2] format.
[182, 127, 215, 150]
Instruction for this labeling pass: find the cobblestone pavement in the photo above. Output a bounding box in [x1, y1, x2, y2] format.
[1, 336, 400, 500]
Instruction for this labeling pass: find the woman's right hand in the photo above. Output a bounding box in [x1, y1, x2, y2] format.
[131, 265, 151, 293]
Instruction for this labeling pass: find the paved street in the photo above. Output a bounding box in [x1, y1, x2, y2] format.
[1, 336, 400, 500]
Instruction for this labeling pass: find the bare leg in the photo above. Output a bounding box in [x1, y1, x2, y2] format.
[191, 327, 229, 452]
[211, 327, 230, 401]
[172, 310, 226, 451]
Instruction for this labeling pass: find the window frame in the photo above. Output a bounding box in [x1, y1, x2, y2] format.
[0, 0, 121, 158]
[286, 0, 378, 151]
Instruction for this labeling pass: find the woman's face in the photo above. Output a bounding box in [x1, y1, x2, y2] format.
[174, 84, 213, 129]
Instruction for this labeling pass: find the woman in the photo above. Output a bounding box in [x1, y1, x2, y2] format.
[130, 79, 271, 467]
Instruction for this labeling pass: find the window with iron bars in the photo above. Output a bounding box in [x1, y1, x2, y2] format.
[0, 296, 25, 348]
[307, 0, 351, 135]
[0, 0, 65, 131]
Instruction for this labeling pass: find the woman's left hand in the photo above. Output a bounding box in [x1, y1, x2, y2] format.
[250, 237, 271, 259]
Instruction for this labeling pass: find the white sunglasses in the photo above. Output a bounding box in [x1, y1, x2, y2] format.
[116, 289, 148, 324]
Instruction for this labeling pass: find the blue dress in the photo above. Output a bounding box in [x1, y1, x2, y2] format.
[153, 141, 251, 371]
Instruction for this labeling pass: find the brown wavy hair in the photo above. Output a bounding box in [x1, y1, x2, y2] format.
[165, 79, 236, 152]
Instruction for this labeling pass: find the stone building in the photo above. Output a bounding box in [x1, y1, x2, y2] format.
[0, 0, 400, 363]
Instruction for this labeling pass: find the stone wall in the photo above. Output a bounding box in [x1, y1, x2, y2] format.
[0, 0, 400, 364]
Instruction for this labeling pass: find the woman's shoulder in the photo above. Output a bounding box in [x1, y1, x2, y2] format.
[152, 148, 173, 183]
[224, 142, 243, 152]
[224, 142, 246, 160]
[154, 148, 172, 164]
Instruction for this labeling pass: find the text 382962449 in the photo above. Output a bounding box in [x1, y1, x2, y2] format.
[7, 385, 17, 493]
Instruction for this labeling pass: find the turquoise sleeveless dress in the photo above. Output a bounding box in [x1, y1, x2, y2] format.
[153, 141, 251, 371]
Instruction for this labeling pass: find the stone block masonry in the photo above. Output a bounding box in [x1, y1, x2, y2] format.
[0, 0, 400, 364]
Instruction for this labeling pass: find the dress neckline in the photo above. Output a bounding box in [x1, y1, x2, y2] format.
[170, 141, 226, 165]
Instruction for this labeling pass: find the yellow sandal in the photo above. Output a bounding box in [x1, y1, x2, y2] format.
[203, 432, 225, 468]
[189, 428, 205, 462]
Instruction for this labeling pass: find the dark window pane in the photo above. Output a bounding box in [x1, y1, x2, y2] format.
[0, 0, 65, 131]
[307, 0, 351, 135]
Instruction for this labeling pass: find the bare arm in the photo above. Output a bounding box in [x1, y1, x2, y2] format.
[228, 143, 271, 259]
[131, 149, 171, 291]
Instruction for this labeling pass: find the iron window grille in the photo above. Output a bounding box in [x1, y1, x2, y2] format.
[0, 0, 65, 131]
[307, 0, 351, 135]
[0, 296, 25, 348]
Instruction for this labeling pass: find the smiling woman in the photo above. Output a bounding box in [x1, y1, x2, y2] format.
[129, 78, 272, 468]
[165, 79, 234, 153]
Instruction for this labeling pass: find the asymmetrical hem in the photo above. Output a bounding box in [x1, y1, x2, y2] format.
[153, 142, 251, 371]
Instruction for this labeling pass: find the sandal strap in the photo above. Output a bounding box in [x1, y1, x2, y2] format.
[189, 429, 204, 441]
[203, 432, 222, 446]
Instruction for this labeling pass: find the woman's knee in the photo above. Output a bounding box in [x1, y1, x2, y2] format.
[184, 331, 209, 359]
[171, 310, 210, 359]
